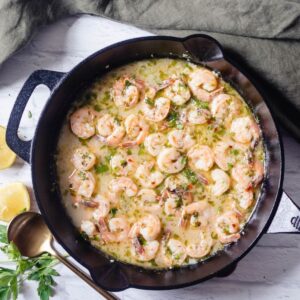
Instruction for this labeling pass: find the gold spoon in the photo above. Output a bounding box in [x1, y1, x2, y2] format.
[7, 211, 118, 300]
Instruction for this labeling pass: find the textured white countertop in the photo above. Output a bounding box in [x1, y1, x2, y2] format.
[0, 15, 300, 300]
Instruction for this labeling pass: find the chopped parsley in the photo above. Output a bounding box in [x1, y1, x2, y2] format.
[192, 98, 209, 109]
[183, 168, 198, 184]
[109, 208, 118, 217]
[145, 97, 155, 106]
[95, 164, 109, 174]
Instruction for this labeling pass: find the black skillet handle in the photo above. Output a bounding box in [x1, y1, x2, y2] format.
[182, 34, 224, 62]
[6, 70, 65, 163]
[267, 191, 300, 234]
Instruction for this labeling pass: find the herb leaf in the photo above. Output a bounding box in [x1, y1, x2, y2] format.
[95, 164, 109, 174]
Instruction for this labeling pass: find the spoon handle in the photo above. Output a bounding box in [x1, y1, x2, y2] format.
[51, 247, 119, 300]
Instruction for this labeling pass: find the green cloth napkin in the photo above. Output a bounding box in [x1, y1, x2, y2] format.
[1, 0, 299, 138]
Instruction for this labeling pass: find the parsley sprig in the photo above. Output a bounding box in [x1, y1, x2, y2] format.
[0, 224, 59, 300]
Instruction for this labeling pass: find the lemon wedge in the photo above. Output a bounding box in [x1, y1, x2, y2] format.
[0, 126, 16, 170]
[0, 182, 30, 222]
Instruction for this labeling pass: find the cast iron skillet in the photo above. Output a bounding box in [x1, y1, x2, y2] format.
[5, 35, 300, 291]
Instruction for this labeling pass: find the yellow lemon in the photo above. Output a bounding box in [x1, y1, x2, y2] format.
[0, 126, 16, 170]
[0, 182, 30, 222]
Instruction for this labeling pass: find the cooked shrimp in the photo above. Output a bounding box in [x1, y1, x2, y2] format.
[167, 239, 187, 265]
[186, 231, 213, 259]
[180, 201, 209, 228]
[80, 220, 96, 237]
[211, 94, 240, 121]
[108, 176, 138, 203]
[187, 145, 214, 171]
[230, 116, 260, 146]
[112, 76, 141, 108]
[135, 161, 165, 188]
[110, 151, 136, 176]
[96, 114, 125, 146]
[215, 211, 241, 244]
[164, 192, 183, 216]
[213, 140, 247, 171]
[187, 105, 211, 125]
[210, 169, 231, 196]
[157, 148, 186, 174]
[168, 129, 195, 150]
[70, 107, 97, 139]
[71, 146, 96, 171]
[143, 91, 171, 122]
[68, 170, 95, 199]
[235, 184, 254, 210]
[144, 133, 166, 156]
[98, 217, 130, 243]
[129, 214, 161, 241]
[132, 239, 160, 262]
[92, 195, 110, 220]
[137, 189, 161, 213]
[164, 174, 189, 191]
[164, 78, 191, 105]
[231, 160, 264, 189]
[188, 69, 219, 102]
[121, 114, 149, 147]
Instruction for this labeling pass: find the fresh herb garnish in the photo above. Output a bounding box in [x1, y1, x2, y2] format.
[0, 225, 59, 300]
[137, 235, 147, 246]
[192, 98, 209, 110]
[94, 164, 109, 174]
[27, 111, 32, 119]
[145, 97, 154, 107]
[124, 80, 131, 88]
[183, 168, 198, 185]
[109, 208, 118, 217]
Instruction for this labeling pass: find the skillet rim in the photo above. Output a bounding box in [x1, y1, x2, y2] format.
[30, 34, 284, 290]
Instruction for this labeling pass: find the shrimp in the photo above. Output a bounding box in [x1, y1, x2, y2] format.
[96, 114, 125, 146]
[211, 94, 240, 121]
[180, 201, 209, 228]
[92, 195, 110, 220]
[121, 114, 149, 147]
[188, 69, 220, 102]
[234, 184, 254, 210]
[164, 78, 191, 105]
[137, 189, 161, 213]
[186, 231, 213, 259]
[143, 95, 171, 122]
[80, 220, 96, 237]
[230, 116, 260, 146]
[68, 170, 95, 199]
[70, 107, 97, 139]
[144, 133, 166, 156]
[109, 151, 136, 176]
[135, 161, 165, 188]
[187, 105, 211, 125]
[213, 140, 247, 171]
[157, 148, 186, 174]
[164, 174, 189, 191]
[211, 169, 231, 196]
[129, 214, 161, 241]
[168, 129, 195, 151]
[231, 160, 264, 189]
[187, 145, 214, 172]
[163, 192, 183, 216]
[71, 146, 96, 171]
[98, 217, 130, 243]
[112, 76, 141, 108]
[215, 211, 241, 244]
[131, 239, 160, 262]
[108, 177, 138, 203]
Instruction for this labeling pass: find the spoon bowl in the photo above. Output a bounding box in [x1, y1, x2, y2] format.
[8, 211, 52, 257]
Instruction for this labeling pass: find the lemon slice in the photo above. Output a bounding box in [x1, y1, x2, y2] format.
[0, 126, 16, 170]
[0, 182, 30, 222]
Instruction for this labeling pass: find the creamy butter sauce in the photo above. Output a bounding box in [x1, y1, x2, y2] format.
[56, 58, 264, 269]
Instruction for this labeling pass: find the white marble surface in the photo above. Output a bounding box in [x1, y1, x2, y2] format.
[0, 15, 300, 300]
